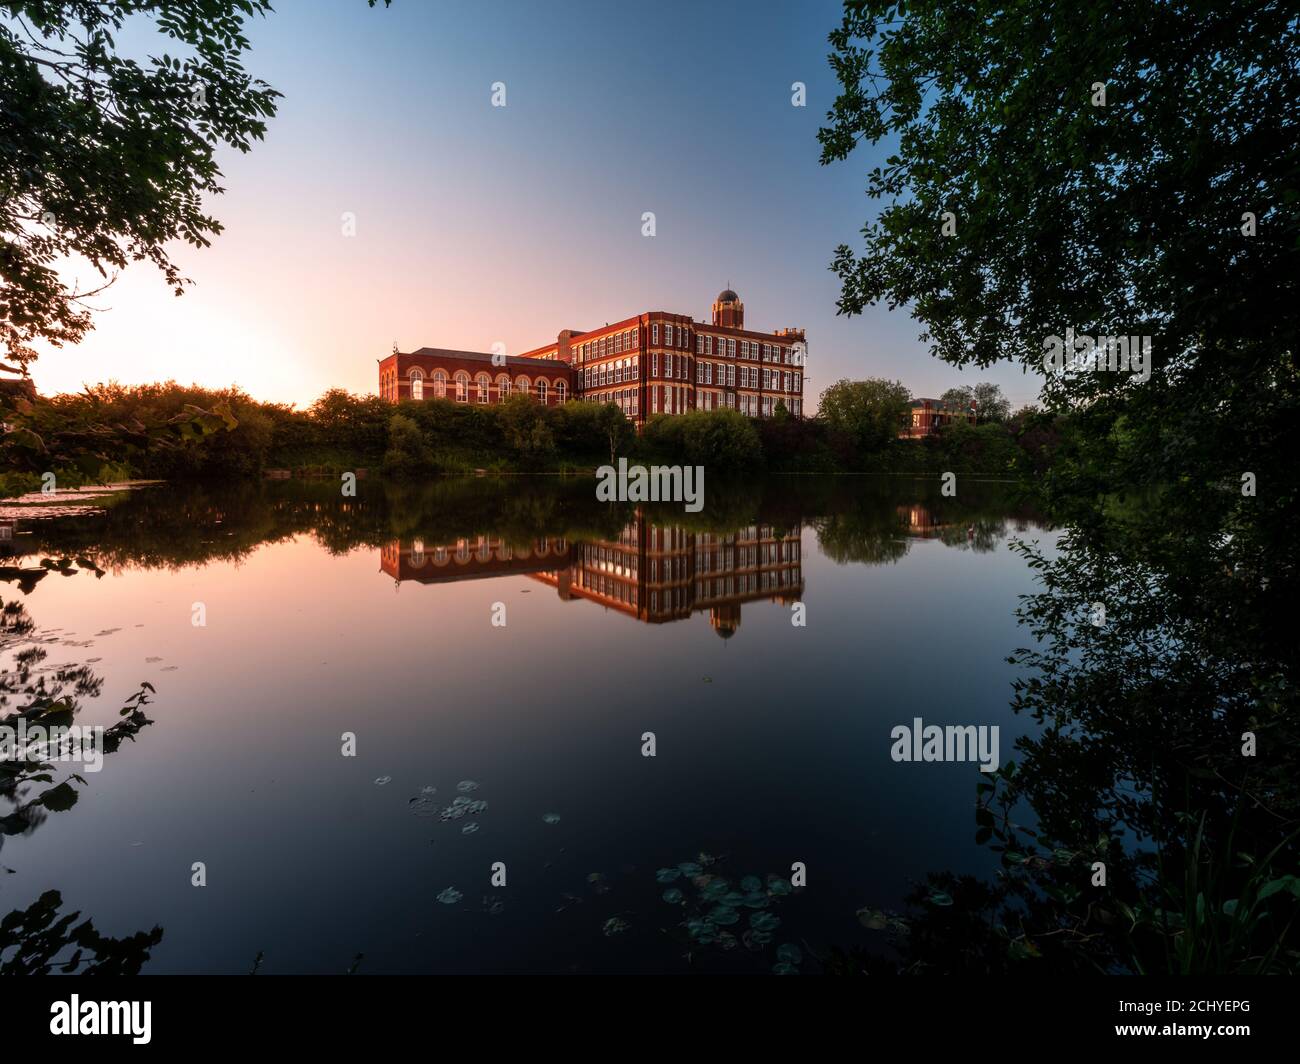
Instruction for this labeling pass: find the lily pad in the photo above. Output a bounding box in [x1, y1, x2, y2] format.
[655, 867, 682, 884]
[456, 780, 480, 793]
[750, 911, 781, 933]
[542, 813, 561, 825]
[708, 905, 741, 926]
[373, 776, 392, 786]
[766, 876, 793, 896]
[461, 822, 479, 835]
[772, 962, 798, 975]
[436, 886, 462, 905]
[602, 917, 629, 937]
[740, 875, 763, 893]
[686, 919, 717, 944]
[662, 888, 685, 904]
[927, 891, 954, 907]
[677, 861, 702, 876]
[700, 879, 731, 901]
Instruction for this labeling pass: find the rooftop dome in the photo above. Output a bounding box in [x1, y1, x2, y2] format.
[716, 288, 740, 303]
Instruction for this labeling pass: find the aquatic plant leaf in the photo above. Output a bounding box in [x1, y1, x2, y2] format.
[708, 905, 740, 926]
[776, 943, 803, 966]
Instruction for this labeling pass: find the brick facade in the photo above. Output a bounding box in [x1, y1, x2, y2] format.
[377, 289, 807, 428]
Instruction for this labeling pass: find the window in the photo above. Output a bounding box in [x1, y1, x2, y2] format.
[410, 370, 424, 400]
[665, 353, 673, 377]
[517, 376, 530, 397]
[706, 363, 713, 384]
[652, 352, 658, 377]
[727, 365, 735, 387]
[632, 358, 639, 379]
[431, 370, 447, 398]
[651, 323, 659, 344]
[630, 328, 638, 349]
[763, 369, 771, 390]
[497, 374, 510, 401]
[454, 372, 469, 402]
[537, 379, 548, 404]
[556, 380, 567, 403]
[697, 335, 704, 354]
[476, 374, 490, 402]
[727, 339, 736, 357]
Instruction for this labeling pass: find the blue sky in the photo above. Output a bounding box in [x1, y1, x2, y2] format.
[33, 0, 1040, 410]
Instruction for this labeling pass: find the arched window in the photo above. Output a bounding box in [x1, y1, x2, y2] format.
[555, 380, 567, 403]
[410, 538, 425, 568]
[536, 379, 548, 404]
[454, 372, 469, 402]
[476, 373, 490, 403]
[497, 375, 510, 401]
[516, 376, 531, 398]
[432, 370, 447, 399]
[409, 369, 424, 400]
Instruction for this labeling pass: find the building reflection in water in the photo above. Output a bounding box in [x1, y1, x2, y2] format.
[378, 512, 804, 637]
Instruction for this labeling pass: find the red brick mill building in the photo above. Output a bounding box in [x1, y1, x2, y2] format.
[376, 288, 807, 428]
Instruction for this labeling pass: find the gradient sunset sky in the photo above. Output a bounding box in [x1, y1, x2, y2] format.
[31, 0, 1039, 411]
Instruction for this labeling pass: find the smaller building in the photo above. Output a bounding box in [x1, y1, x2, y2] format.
[377, 347, 575, 406]
[900, 397, 976, 439]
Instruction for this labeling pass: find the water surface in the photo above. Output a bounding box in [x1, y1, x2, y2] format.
[0, 476, 1056, 973]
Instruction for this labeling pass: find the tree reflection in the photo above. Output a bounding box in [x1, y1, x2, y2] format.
[1, 576, 162, 975]
[835, 496, 1299, 974]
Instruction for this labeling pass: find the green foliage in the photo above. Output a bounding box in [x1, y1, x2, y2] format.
[381, 413, 431, 477]
[640, 408, 764, 473]
[816, 1, 1299, 975]
[0, 1, 283, 372]
[818, 377, 911, 453]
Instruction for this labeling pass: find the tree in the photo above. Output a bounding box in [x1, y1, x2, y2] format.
[939, 386, 972, 411]
[0, 1, 389, 375]
[817, 1, 1300, 973]
[498, 393, 554, 462]
[818, 377, 911, 452]
[817, 2, 1298, 482]
[595, 402, 632, 465]
[971, 382, 1009, 423]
